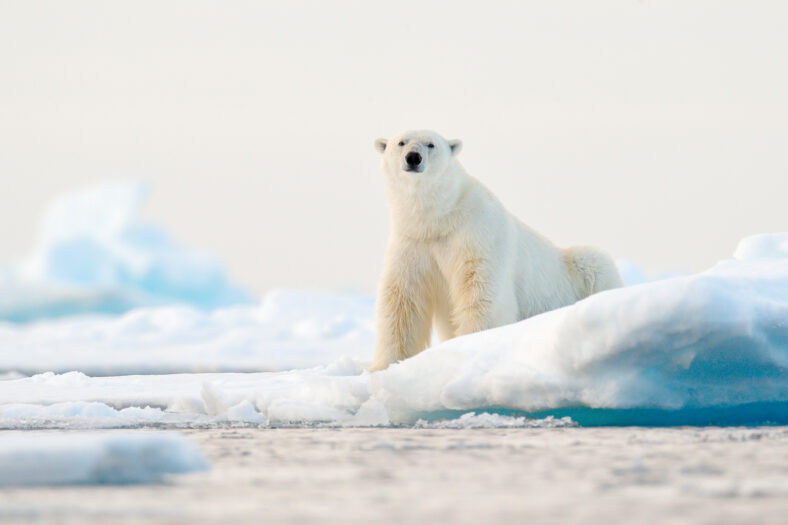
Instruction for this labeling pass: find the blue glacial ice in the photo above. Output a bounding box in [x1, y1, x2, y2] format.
[0, 181, 249, 322]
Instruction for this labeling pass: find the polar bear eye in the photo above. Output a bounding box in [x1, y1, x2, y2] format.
[398, 141, 405, 147]
[428, 143, 435, 148]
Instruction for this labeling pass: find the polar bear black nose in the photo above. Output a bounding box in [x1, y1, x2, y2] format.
[406, 152, 422, 167]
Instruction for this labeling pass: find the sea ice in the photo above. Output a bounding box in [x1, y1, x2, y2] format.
[0, 231, 787, 427]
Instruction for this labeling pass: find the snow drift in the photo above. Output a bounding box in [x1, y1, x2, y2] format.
[0, 181, 249, 322]
[0, 432, 207, 486]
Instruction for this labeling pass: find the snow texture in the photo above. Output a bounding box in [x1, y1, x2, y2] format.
[0, 401, 163, 423]
[0, 181, 249, 322]
[0, 290, 374, 375]
[0, 432, 207, 486]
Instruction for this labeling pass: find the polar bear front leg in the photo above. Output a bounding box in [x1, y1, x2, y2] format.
[369, 251, 434, 372]
[450, 256, 495, 337]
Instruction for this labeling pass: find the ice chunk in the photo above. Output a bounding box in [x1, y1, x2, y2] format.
[0, 433, 207, 486]
[734, 232, 788, 261]
[226, 400, 264, 423]
[0, 181, 250, 322]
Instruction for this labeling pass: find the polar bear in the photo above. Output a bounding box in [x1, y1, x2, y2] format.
[369, 129, 623, 371]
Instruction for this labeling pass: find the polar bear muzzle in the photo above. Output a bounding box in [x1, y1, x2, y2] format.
[405, 151, 423, 172]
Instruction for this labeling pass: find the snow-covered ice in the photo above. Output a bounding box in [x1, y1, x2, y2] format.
[0, 181, 249, 322]
[1, 184, 788, 428]
[0, 401, 163, 425]
[3, 230, 788, 427]
[0, 290, 374, 375]
[734, 232, 788, 261]
[370, 256, 788, 425]
[412, 412, 577, 429]
[0, 432, 206, 486]
[3, 234, 788, 428]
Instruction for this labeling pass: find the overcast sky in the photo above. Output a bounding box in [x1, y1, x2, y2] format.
[2, 1, 787, 294]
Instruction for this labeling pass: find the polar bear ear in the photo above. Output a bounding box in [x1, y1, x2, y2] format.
[448, 139, 462, 156]
[374, 138, 387, 154]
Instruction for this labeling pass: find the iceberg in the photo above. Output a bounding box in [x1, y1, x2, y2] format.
[734, 232, 788, 261]
[0, 181, 250, 322]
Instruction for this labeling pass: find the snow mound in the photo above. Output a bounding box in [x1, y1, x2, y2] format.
[0, 181, 249, 322]
[371, 248, 788, 425]
[0, 433, 207, 486]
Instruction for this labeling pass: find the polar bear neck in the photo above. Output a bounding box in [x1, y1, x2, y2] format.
[385, 160, 472, 241]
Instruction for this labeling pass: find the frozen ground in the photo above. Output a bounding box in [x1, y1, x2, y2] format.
[0, 426, 786, 524]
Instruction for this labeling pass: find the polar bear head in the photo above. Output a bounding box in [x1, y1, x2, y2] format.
[374, 130, 462, 177]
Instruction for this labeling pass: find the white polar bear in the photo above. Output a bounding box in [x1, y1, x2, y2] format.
[369, 129, 623, 371]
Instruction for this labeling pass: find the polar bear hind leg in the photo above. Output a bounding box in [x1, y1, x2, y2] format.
[565, 246, 624, 297]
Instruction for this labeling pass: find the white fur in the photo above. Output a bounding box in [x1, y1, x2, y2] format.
[370, 130, 623, 371]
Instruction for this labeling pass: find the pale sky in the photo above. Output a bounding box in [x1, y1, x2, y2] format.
[2, 1, 787, 294]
